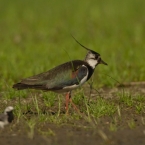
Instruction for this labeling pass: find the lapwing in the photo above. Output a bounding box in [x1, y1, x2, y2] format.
[0, 106, 14, 128]
[13, 36, 107, 113]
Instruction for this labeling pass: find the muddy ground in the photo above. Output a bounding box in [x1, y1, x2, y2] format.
[1, 125, 145, 145]
[0, 84, 145, 145]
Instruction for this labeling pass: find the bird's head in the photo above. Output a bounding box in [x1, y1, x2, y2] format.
[4, 106, 14, 115]
[4, 106, 14, 123]
[85, 50, 107, 69]
[72, 35, 107, 69]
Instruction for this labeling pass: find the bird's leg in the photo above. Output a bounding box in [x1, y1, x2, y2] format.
[69, 93, 78, 111]
[65, 91, 81, 115]
[69, 92, 81, 115]
[65, 92, 70, 114]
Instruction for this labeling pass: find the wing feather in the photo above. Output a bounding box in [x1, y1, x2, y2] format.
[13, 60, 88, 90]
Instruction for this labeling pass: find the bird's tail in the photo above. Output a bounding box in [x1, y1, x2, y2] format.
[13, 83, 31, 90]
[13, 83, 45, 90]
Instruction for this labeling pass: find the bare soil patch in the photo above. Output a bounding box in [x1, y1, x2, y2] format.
[0, 84, 145, 145]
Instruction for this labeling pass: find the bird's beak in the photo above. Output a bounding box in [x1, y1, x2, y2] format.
[100, 59, 108, 65]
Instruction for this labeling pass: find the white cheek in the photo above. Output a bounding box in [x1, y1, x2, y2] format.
[87, 59, 98, 69]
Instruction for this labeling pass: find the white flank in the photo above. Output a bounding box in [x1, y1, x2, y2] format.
[0, 120, 8, 129]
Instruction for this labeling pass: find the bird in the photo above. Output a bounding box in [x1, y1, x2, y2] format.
[13, 36, 107, 113]
[0, 106, 14, 129]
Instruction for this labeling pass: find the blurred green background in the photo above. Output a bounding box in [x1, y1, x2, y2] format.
[0, 0, 145, 90]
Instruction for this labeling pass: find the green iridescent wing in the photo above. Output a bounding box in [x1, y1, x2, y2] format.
[13, 60, 88, 90]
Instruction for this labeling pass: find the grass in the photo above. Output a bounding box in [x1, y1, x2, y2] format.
[1, 0, 145, 86]
[0, 0, 145, 141]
